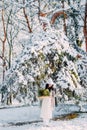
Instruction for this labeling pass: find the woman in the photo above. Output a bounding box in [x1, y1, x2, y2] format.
[40, 84, 55, 124]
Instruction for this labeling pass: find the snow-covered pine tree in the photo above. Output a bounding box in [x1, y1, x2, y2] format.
[1, 24, 84, 105]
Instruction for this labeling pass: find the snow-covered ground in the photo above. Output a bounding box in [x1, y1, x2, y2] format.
[0, 104, 87, 130]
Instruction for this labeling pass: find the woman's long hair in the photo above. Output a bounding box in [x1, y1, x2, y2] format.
[45, 84, 54, 92]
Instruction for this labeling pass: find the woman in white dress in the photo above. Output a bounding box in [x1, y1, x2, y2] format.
[40, 84, 55, 124]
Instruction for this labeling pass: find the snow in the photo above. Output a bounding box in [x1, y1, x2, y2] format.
[0, 0, 87, 129]
[0, 104, 87, 130]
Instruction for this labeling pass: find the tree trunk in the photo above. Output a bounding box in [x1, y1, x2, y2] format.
[23, 0, 32, 33]
[84, 1, 87, 52]
[8, 46, 12, 69]
[0, 8, 7, 103]
[37, 0, 41, 22]
[51, 11, 67, 24]
[2, 9, 7, 82]
[61, 0, 67, 35]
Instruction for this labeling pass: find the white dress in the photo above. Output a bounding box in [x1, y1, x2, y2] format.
[40, 91, 54, 121]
